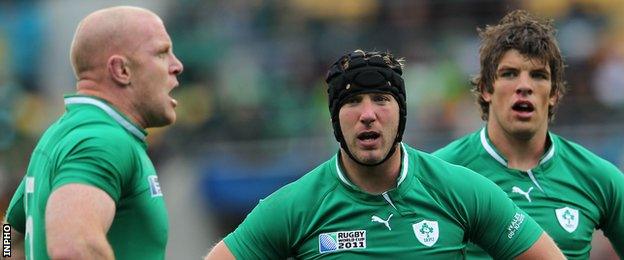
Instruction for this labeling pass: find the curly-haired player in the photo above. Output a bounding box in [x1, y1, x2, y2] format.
[435, 10, 624, 259]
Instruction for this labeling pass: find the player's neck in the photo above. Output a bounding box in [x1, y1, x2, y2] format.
[340, 145, 402, 195]
[76, 81, 147, 129]
[487, 123, 549, 171]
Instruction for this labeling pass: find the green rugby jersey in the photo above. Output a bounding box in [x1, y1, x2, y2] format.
[5, 95, 169, 260]
[434, 128, 624, 259]
[224, 144, 544, 259]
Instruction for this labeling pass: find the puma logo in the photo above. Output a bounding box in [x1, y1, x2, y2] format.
[512, 186, 534, 202]
[371, 214, 393, 231]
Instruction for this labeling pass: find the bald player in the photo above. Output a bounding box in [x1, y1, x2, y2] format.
[2, 6, 183, 260]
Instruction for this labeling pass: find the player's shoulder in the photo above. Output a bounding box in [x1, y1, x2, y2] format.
[406, 145, 506, 209]
[65, 108, 129, 137]
[34, 108, 130, 155]
[59, 104, 139, 146]
[257, 157, 339, 211]
[432, 129, 481, 164]
[67, 124, 135, 151]
[552, 133, 622, 176]
[408, 144, 494, 189]
[41, 116, 138, 165]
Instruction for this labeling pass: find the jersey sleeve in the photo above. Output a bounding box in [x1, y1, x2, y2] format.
[51, 132, 135, 202]
[432, 146, 454, 161]
[223, 195, 293, 259]
[5, 180, 26, 233]
[462, 169, 543, 259]
[600, 164, 624, 257]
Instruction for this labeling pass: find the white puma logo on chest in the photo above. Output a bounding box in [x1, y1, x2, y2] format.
[512, 186, 534, 202]
[371, 214, 393, 231]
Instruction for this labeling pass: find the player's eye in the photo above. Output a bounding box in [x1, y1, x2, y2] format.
[372, 94, 391, 103]
[531, 71, 550, 80]
[157, 47, 171, 58]
[499, 70, 517, 78]
[344, 96, 361, 104]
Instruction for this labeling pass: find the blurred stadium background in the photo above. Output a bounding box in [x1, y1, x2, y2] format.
[0, 0, 622, 259]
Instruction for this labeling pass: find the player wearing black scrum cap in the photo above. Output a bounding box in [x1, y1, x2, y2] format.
[205, 50, 564, 260]
[326, 49, 406, 167]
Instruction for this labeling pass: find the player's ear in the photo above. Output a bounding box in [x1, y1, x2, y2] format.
[481, 83, 492, 103]
[108, 55, 131, 86]
[482, 93, 491, 103]
[548, 90, 559, 107]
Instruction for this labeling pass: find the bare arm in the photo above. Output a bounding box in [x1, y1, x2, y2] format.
[45, 184, 115, 260]
[1, 218, 24, 260]
[515, 232, 565, 260]
[204, 240, 235, 260]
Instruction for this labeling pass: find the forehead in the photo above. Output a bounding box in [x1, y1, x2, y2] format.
[130, 15, 171, 49]
[497, 49, 550, 71]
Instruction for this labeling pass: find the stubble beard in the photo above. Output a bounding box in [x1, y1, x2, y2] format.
[351, 141, 396, 165]
[140, 98, 175, 128]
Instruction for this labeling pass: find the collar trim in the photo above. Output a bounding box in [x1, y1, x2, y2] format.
[480, 128, 506, 166]
[64, 96, 146, 141]
[335, 143, 408, 188]
[479, 127, 556, 168]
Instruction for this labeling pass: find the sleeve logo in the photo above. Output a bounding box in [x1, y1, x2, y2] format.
[148, 175, 163, 197]
[507, 212, 525, 239]
[412, 220, 439, 247]
[318, 230, 366, 254]
[555, 207, 579, 233]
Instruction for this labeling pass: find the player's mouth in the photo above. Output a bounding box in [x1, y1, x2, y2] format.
[169, 83, 179, 108]
[511, 100, 534, 119]
[170, 96, 178, 108]
[357, 131, 381, 148]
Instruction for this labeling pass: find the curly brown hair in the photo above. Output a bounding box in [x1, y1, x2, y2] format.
[472, 10, 566, 121]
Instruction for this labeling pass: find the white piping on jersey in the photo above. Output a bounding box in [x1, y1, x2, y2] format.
[64, 96, 146, 141]
[526, 170, 544, 192]
[480, 128, 507, 166]
[382, 192, 397, 210]
[334, 143, 409, 191]
[397, 143, 409, 186]
[335, 158, 356, 189]
[479, 128, 555, 193]
[540, 143, 555, 165]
